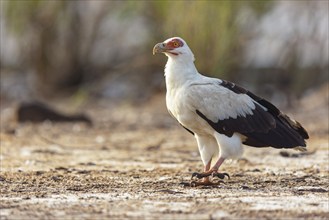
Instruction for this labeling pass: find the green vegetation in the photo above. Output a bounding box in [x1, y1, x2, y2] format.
[2, 0, 326, 99]
[146, 1, 271, 78]
[4, 0, 65, 33]
[3, 0, 271, 78]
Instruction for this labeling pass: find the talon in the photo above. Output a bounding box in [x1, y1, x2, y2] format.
[191, 172, 199, 179]
[212, 172, 230, 179]
[190, 181, 197, 187]
[179, 182, 191, 187]
[191, 172, 212, 180]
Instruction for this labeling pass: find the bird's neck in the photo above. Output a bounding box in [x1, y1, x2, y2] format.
[165, 57, 199, 89]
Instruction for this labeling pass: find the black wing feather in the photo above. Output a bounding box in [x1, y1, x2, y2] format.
[196, 80, 309, 149]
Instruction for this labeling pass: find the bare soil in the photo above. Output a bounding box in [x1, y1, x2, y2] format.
[1, 89, 328, 219]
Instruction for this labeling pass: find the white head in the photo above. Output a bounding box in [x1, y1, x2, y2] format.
[153, 37, 195, 62]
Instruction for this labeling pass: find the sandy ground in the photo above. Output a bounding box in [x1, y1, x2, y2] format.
[0, 88, 328, 219]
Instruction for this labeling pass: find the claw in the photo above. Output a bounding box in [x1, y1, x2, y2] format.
[190, 181, 197, 187]
[191, 172, 212, 180]
[179, 182, 191, 187]
[212, 172, 230, 179]
[191, 172, 198, 179]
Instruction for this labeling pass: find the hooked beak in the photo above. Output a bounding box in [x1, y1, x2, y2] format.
[153, 42, 167, 55]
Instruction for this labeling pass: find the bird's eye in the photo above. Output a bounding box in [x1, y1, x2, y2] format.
[173, 41, 179, 47]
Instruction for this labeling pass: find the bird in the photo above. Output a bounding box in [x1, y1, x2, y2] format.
[153, 37, 309, 186]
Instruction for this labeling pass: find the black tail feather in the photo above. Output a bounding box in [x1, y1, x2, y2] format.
[243, 116, 307, 149]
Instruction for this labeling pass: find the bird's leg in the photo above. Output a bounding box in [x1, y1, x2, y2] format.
[191, 160, 212, 180]
[201, 160, 212, 183]
[190, 159, 229, 186]
[190, 160, 215, 186]
[191, 157, 230, 183]
[209, 157, 230, 180]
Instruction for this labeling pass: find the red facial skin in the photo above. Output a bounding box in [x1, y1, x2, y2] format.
[165, 39, 184, 55]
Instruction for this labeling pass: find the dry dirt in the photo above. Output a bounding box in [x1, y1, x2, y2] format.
[1, 88, 329, 220]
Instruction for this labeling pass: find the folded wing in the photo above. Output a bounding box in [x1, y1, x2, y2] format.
[189, 80, 309, 149]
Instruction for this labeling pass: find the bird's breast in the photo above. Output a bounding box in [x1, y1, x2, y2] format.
[166, 87, 183, 119]
[166, 88, 213, 135]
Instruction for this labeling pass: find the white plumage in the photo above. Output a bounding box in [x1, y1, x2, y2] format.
[153, 37, 308, 186]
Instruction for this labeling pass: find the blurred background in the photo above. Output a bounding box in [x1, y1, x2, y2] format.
[1, 2, 328, 218]
[0, 0, 328, 111]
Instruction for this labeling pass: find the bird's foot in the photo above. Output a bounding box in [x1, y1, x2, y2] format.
[191, 171, 212, 179]
[191, 170, 230, 180]
[212, 171, 230, 180]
